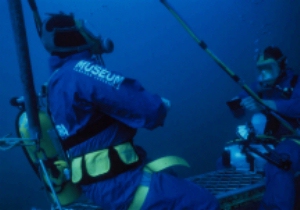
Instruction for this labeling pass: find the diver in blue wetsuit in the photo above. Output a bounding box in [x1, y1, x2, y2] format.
[38, 13, 219, 210]
[226, 46, 300, 210]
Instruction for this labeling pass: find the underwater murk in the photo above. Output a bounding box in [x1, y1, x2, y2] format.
[0, 0, 299, 209]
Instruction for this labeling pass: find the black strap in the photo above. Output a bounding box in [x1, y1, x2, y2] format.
[78, 142, 142, 185]
[61, 114, 115, 151]
[290, 75, 298, 89]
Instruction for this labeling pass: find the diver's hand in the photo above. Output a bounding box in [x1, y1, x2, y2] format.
[241, 97, 277, 112]
[240, 97, 261, 111]
[161, 97, 171, 111]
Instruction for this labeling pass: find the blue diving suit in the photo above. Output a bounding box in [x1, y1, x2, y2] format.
[230, 69, 300, 209]
[47, 51, 219, 210]
[237, 69, 300, 138]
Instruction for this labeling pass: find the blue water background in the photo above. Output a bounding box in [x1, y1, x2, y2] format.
[0, 0, 299, 209]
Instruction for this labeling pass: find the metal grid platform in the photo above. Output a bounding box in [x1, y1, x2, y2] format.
[188, 169, 266, 210]
[53, 169, 266, 210]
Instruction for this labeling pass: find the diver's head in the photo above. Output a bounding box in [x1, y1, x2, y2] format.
[256, 46, 286, 87]
[40, 13, 114, 57]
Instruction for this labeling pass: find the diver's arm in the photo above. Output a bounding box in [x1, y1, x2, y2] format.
[262, 100, 277, 111]
[75, 70, 168, 130]
[161, 97, 171, 111]
[239, 97, 277, 112]
[273, 98, 300, 118]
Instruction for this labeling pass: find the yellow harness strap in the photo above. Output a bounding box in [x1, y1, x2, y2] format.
[128, 156, 190, 210]
[128, 177, 150, 210]
[291, 139, 300, 145]
[143, 155, 190, 172]
[71, 142, 139, 184]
